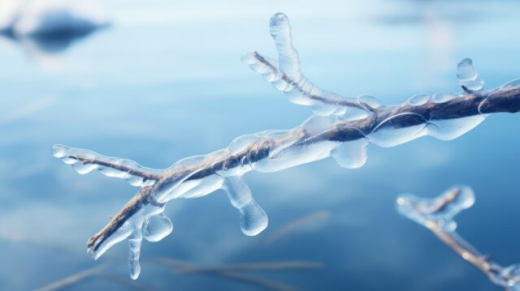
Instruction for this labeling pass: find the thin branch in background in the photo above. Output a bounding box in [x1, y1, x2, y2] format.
[174, 261, 324, 275]
[265, 210, 331, 244]
[155, 257, 319, 291]
[397, 186, 520, 290]
[35, 264, 109, 291]
[52, 12, 520, 279]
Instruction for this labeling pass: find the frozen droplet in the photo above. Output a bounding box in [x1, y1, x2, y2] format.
[457, 59, 476, 81]
[457, 58, 484, 92]
[128, 236, 142, 280]
[143, 213, 173, 242]
[369, 113, 428, 147]
[427, 115, 486, 141]
[407, 94, 430, 106]
[62, 157, 78, 165]
[431, 93, 457, 104]
[500, 79, 520, 90]
[223, 177, 268, 236]
[52, 144, 69, 158]
[99, 166, 125, 178]
[73, 162, 98, 174]
[239, 200, 268, 236]
[331, 138, 369, 169]
[358, 95, 382, 109]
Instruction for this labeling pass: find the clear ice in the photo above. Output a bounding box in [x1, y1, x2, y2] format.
[51, 13, 520, 279]
[397, 187, 520, 290]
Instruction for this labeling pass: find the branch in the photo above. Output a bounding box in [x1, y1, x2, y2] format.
[52, 12, 520, 279]
[52, 144, 163, 187]
[397, 186, 520, 290]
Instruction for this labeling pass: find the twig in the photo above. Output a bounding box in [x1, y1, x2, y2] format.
[35, 264, 108, 291]
[397, 186, 520, 290]
[155, 257, 302, 291]
[174, 261, 324, 275]
[52, 12, 520, 278]
[265, 211, 330, 243]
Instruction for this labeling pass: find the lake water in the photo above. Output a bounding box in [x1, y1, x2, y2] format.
[1, 0, 520, 290]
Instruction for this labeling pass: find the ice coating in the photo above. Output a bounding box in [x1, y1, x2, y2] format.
[50, 13, 520, 279]
[242, 13, 375, 120]
[457, 58, 484, 92]
[396, 185, 475, 231]
[52, 144, 161, 187]
[397, 187, 520, 290]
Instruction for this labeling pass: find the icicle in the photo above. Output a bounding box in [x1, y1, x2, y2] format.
[128, 232, 143, 280]
[243, 13, 372, 119]
[331, 136, 369, 169]
[457, 58, 484, 92]
[143, 213, 173, 242]
[222, 176, 268, 236]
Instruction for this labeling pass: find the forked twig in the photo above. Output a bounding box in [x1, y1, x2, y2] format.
[397, 186, 520, 290]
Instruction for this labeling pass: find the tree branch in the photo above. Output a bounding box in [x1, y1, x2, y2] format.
[52, 12, 520, 279]
[397, 186, 520, 290]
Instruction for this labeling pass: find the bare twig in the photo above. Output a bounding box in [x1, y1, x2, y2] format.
[35, 264, 108, 291]
[265, 211, 331, 243]
[397, 186, 520, 290]
[155, 257, 304, 291]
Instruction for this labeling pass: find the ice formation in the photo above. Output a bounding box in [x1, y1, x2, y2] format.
[52, 13, 520, 279]
[397, 186, 520, 290]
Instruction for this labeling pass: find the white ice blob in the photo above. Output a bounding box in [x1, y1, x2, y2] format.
[431, 92, 457, 104]
[143, 213, 173, 242]
[407, 94, 431, 106]
[331, 137, 369, 169]
[369, 113, 428, 148]
[223, 177, 268, 236]
[427, 115, 486, 141]
[457, 58, 484, 92]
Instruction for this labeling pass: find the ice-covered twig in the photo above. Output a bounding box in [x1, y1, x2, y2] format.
[52, 145, 162, 187]
[52, 12, 520, 279]
[397, 186, 520, 290]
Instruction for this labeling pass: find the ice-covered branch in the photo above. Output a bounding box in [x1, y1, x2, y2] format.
[52, 145, 162, 187]
[397, 186, 520, 290]
[52, 12, 520, 279]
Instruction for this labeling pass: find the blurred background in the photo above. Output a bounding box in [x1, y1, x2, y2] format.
[0, 0, 520, 290]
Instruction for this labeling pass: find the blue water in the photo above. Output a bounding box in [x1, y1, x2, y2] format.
[1, 0, 520, 290]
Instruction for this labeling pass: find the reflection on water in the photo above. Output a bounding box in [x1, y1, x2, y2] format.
[0, 0, 520, 290]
